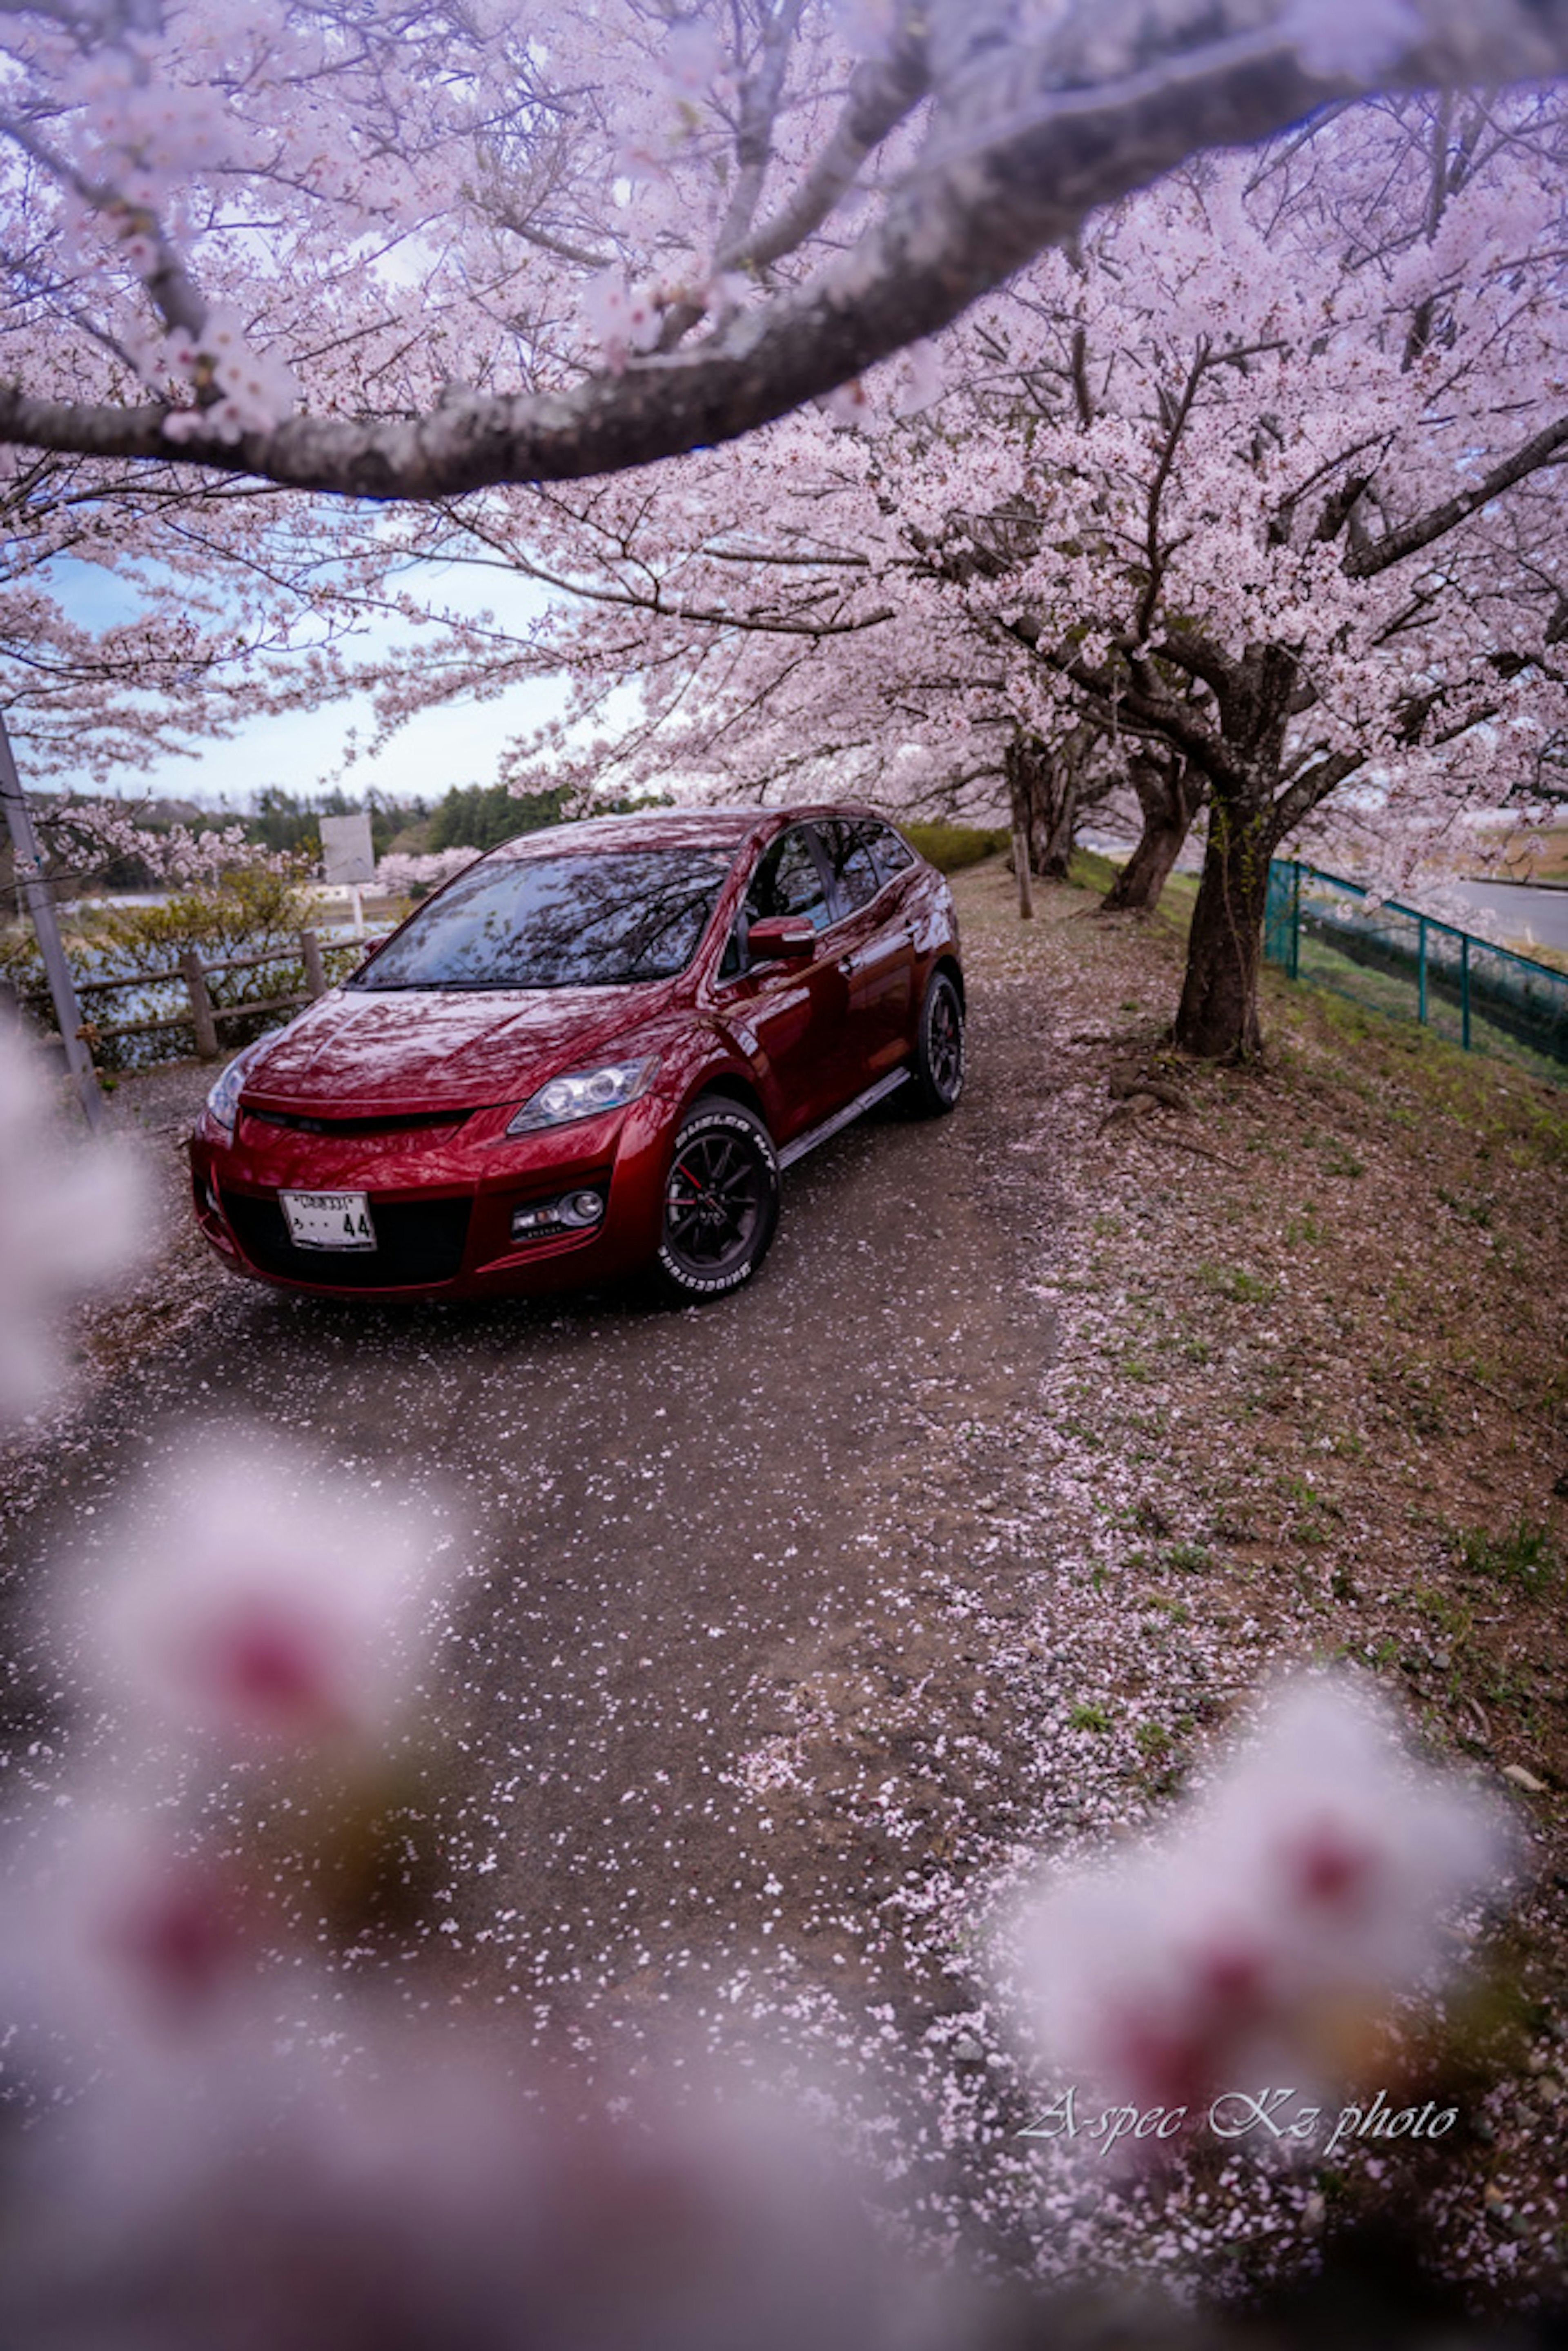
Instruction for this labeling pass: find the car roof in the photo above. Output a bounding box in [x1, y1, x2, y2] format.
[488, 804, 887, 860]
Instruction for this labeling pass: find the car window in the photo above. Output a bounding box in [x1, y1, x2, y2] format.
[744, 828, 831, 932]
[350, 847, 735, 990]
[871, 825, 915, 882]
[817, 819, 884, 914]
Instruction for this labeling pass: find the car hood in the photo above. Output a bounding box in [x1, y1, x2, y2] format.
[242, 981, 677, 1114]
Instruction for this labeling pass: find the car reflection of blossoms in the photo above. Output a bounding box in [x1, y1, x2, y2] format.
[190, 805, 967, 1305]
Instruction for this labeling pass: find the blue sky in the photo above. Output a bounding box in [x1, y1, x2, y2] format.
[46, 548, 573, 809]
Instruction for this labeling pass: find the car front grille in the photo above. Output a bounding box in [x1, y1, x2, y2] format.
[219, 1189, 472, 1287]
[242, 1106, 470, 1137]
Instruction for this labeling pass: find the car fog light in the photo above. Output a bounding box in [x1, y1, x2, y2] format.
[511, 1189, 605, 1241]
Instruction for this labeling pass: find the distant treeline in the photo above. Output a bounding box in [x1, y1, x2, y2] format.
[243, 782, 577, 862]
[16, 784, 996, 900]
[248, 780, 574, 859]
[20, 781, 584, 894]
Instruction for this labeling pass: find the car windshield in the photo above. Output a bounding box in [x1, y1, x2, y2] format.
[352, 846, 737, 991]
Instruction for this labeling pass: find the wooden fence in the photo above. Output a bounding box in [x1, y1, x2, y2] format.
[24, 928, 356, 1065]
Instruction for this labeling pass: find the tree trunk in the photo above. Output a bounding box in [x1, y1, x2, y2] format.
[1011, 824, 1034, 919]
[1005, 730, 1077, 882]
[1172, 800, 1274, 1059]
[1038, 767, 1078, 878]
[1099, 750, 1203, 914]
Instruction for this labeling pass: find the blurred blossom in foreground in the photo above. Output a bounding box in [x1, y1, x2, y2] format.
[1006, 1675, 1508, 2124]
[2, 2011, 938, 2351]
[0, 1013, 145, 1421]
[91, 1437, 451, 1749]
[0, 1428, 962, 2351]
[9, 1805, 255, 2061]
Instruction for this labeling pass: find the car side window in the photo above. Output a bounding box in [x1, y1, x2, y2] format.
[744, 828, 832, 931]
[818, 819, 884, 915]
[871, 825, 915, 883]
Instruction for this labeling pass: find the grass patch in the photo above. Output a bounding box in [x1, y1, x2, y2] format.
[1436, 1186, 1495, 1228]
[1409, 1584, 1473, 1641]
[1197, 1262, 1278, 1306]
[1455, 1517, 1562, 1597]
[900, 821, 1010, 874]
[1162, 1540, 1214, 1574]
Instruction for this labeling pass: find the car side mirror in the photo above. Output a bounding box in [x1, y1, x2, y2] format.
[746, 916, 816, 963]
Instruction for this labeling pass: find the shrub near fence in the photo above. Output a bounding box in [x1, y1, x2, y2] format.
[1264, 860, 1568, 1086]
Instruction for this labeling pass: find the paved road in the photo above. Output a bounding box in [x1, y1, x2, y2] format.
[2, 921, 1061, 2106]
[1446, 878, 1568, 952]
[1083, 833, 1568, 953]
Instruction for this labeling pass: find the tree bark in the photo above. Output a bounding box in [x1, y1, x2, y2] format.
[1099, 750, 1204, 914]
[1172, 800, 1275, 1059]
[1005, 728, 1081, 881]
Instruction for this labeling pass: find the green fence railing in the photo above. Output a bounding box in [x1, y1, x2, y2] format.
[1263, 860, 1568, 1086]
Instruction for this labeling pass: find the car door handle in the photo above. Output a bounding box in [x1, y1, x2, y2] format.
[837, 927, 913, 977]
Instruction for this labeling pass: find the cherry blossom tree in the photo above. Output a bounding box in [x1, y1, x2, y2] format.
[917, 94, 1568, 1054]
[419, 91, 1568, 1062]
[375, 843, 480, 896]
[0, 438, 404, 793]
[3, 0, 1568, 505]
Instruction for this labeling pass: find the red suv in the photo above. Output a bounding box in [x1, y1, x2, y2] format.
[189, 804, 964, 1304]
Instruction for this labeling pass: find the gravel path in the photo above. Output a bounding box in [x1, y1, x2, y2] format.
[2, 867, 1073, 2251]
[4, 856, 1563, 2318]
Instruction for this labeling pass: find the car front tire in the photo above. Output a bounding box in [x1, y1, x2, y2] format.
[653, 1096, 780, 1303]
[907, 969, 965, 1115]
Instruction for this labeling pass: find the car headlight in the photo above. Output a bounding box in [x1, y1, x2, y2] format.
[506, 1054, 657, 1137]
[204, 1044, 261, 1139]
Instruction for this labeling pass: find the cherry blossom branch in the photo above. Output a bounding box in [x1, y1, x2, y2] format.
[715, 1, 929, 275]
[1136, 345, 1208, 643]
[0, 113, 208, 342]
[7, 2, 1568, 495]
[1346, 412, 1568, 574]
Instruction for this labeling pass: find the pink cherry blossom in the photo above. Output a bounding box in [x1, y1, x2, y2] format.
[92, 1438, 452, 1749]
[1003, 1674, 1508, 2128]
[0, 1014, 147, 1422]
[0, 0, 1559, 510]
[376, 846, 481, 893]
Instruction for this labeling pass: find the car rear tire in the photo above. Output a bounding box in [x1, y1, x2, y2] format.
[907, 969, 964, 1115]
[653, 1097, 780, 1302]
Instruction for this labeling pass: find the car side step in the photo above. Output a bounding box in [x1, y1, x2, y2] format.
[777, 1067, 911, 1171]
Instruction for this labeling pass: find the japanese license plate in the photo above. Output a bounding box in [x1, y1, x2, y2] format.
[281, 1190, 377, 1251]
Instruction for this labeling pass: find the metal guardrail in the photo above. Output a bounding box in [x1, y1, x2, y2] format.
[1263, 860, 1568, 1084]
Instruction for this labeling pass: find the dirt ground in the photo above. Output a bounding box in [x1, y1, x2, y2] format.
[3, 854, 1565, 2324]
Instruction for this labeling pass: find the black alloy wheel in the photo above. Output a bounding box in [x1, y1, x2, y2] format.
[654, 1097, 780, 1301]
[908, 969, 965, 1115]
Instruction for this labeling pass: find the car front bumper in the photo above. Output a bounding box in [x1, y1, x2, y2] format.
[189, 1089, 676, 1301]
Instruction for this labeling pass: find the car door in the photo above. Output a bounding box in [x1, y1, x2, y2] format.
[815, 817, 917, 1080]
[713, 825, 853, 1143]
